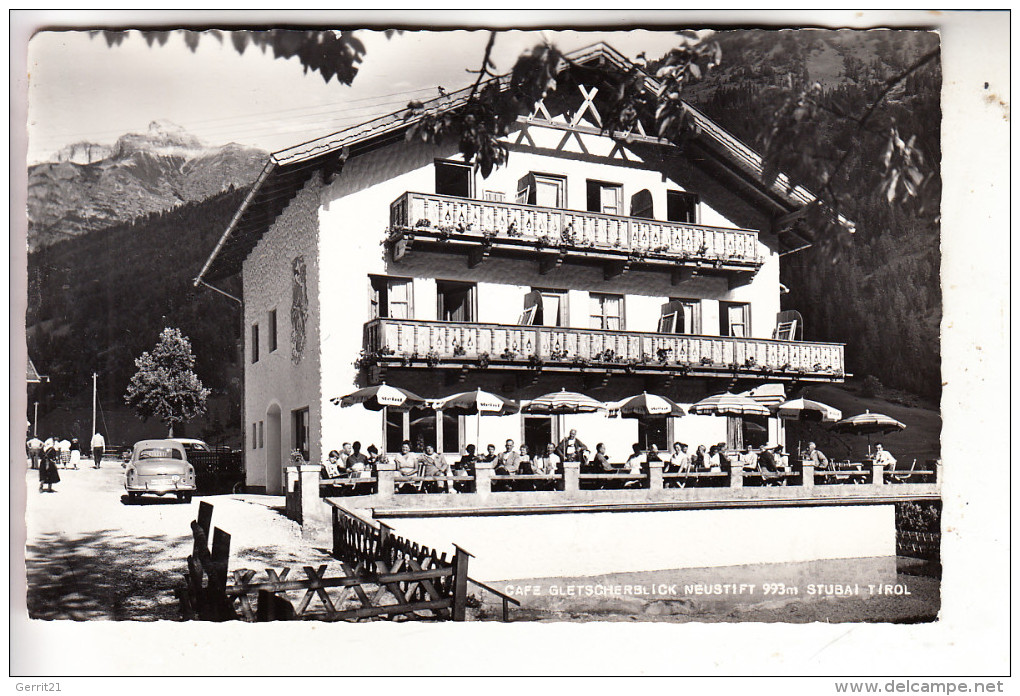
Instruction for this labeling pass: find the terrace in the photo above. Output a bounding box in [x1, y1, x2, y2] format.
[362, 318, 845, 383]
[388, 192, 764, 284]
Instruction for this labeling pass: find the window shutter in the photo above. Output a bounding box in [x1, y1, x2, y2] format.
[517, 174, 536, 204]
[660, 300, 684, 333]
[630, 189, 654, 219]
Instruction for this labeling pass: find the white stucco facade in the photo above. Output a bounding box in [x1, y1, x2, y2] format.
[242, 120, 798, 491]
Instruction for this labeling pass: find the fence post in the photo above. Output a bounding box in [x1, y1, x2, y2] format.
[728, 460, 743, 489]
[376, 454, 397, 500]
[801, 462, 815, 489]
[647, 457, 664, 490]
[562, 459, 580, 494]
[451, 545, 473, 622]
[209, 527, 234, 621]
[872, 462, 885, 485]
[331, 505, 341, 558]
[474, 454, 494, 498]
[298, 464, 327, 537]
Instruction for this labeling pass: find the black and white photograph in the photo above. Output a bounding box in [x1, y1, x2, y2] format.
[9, 10, 1010, 683]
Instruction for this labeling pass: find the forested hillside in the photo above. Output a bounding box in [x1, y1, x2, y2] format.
[683, 29, 942, 399]
[26, 189, 247, 434]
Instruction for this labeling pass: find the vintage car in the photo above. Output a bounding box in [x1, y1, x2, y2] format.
[169, 438, 211, 456]
[124, 439, 196, 503]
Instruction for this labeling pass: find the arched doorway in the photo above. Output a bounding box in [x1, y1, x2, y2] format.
[266, 403, 283, 494]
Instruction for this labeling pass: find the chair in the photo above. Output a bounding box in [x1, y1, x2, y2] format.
[889, 459, 918, 483]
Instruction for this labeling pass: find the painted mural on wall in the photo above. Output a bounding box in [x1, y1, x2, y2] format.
[291, 256, 308, 364]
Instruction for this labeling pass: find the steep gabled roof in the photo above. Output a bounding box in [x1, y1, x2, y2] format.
[197, 41, 839, 283]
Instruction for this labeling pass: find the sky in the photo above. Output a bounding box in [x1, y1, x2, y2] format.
[25, 27, 693, 163]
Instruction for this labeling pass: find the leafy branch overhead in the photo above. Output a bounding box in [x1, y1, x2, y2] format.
[94, 29, 939, 243]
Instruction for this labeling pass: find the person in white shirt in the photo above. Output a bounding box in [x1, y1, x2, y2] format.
[873, 443, 897, 470]
[27, 437, 43, 469]
[57, 439, 71, 468]
[90, 432, 105, 469]
[533, 443, 561, 476]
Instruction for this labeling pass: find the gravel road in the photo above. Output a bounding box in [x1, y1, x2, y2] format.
[23, 459, 333, 621]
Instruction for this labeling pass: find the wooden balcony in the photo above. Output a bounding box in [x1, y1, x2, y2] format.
[362, 318, 845, 383]
[388, 192, 764, 285]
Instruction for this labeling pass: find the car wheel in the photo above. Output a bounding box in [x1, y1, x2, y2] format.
[179, 493, 193, 504]
[127, 492, 140, 503]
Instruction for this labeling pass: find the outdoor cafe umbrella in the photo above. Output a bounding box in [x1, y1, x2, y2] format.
[610, 392, 686, 418]
[689, 392, 771, 418]
[434, 388, 520, 449]
[773, 398, 842, 423]
[522, 388, 607, 414]
[330, 383, 427, 411]
[830, 410, 906, 454]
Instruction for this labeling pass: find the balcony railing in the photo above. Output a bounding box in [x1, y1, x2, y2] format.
[363, 318, 845, 381]
[388, 192, 764, 279]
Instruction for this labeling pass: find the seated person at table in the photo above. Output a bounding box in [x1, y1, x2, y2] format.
[647, 444, 663, 465]
[707, 445, 723, 473]
[322, 450, 343, 479]
[453, 445, 476, 492]
[804, 441, 829, 471]
[480, 444, 498, 465]
[365, 444, 383, 472]
[420, 444, 452, 493]
[739, 448, 758, 470]
[590, 443, 614, 473]
[667, 442, 690, 474]
[691, 444, 709, 472]
[757, 446, 779, 473]
[624, 443, 645, 474]
[533, 443, 561, 476]
[517, 443, 533, 474]
[872, 443, 897, 470]
[345, 441, 370, 477]
[393, 441, 421, 491]
[555, 429, 588, 466]
[495, 439, 521, 475]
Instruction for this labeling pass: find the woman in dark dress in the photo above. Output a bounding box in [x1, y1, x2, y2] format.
[39, 441, 60, 492]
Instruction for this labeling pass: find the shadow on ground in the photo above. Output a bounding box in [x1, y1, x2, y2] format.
[27, 529, 191, 621]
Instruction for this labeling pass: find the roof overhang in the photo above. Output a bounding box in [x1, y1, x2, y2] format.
[196, 41, 852, 283]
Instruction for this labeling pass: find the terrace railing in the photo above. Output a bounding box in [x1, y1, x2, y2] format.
[389, 192, 764, 274]
[363, 318, 845, 380]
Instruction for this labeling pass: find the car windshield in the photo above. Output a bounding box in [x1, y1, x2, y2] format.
[138, 448, 182, 460]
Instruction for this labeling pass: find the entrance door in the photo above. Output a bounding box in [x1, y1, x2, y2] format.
[266, 404, 282, 494]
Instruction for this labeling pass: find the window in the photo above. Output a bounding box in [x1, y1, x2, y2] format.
[590, 293, 624, 331]
[251, 323, 259, 363]
[586, 180, 623, 215]
[437, 280, 476, 322]
[252, 424, 258, 450]
[258, 421, 264, 449]
[483, 190, 505, 202]
[637, 415, 669, 451]
[386, 407, 461, 454]
[435, 160, 472, 198]
[719, 302, 751, 338]
[268, 310, 277, 352]
[523, 416, 554, 457]
[741, 415, 769, 450]
[292, 408, 310, 462]
[370, 276, 413, 319]
[517, 173, 566, 207]
[630, 189, 654, 219]
[523, 288, 568, 327]
[667, 191, 699, 224]
[659, 299, 702, 334]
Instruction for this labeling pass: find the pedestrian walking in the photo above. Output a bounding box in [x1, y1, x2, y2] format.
[58, 438, 71, 468]
[91, 431, 105, 469]
[27, 437, 43, 469]
[39, 439, 60, 492]
[69, 437, 81, 469]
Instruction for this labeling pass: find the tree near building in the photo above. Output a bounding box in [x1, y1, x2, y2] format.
[124, 327, 210, 437]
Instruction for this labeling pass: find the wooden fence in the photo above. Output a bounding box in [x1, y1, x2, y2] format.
[180, 501, 474, 622]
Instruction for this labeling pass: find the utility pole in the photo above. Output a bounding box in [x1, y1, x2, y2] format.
[33, 401, 39, 438]
[91, 372, 97, 436]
